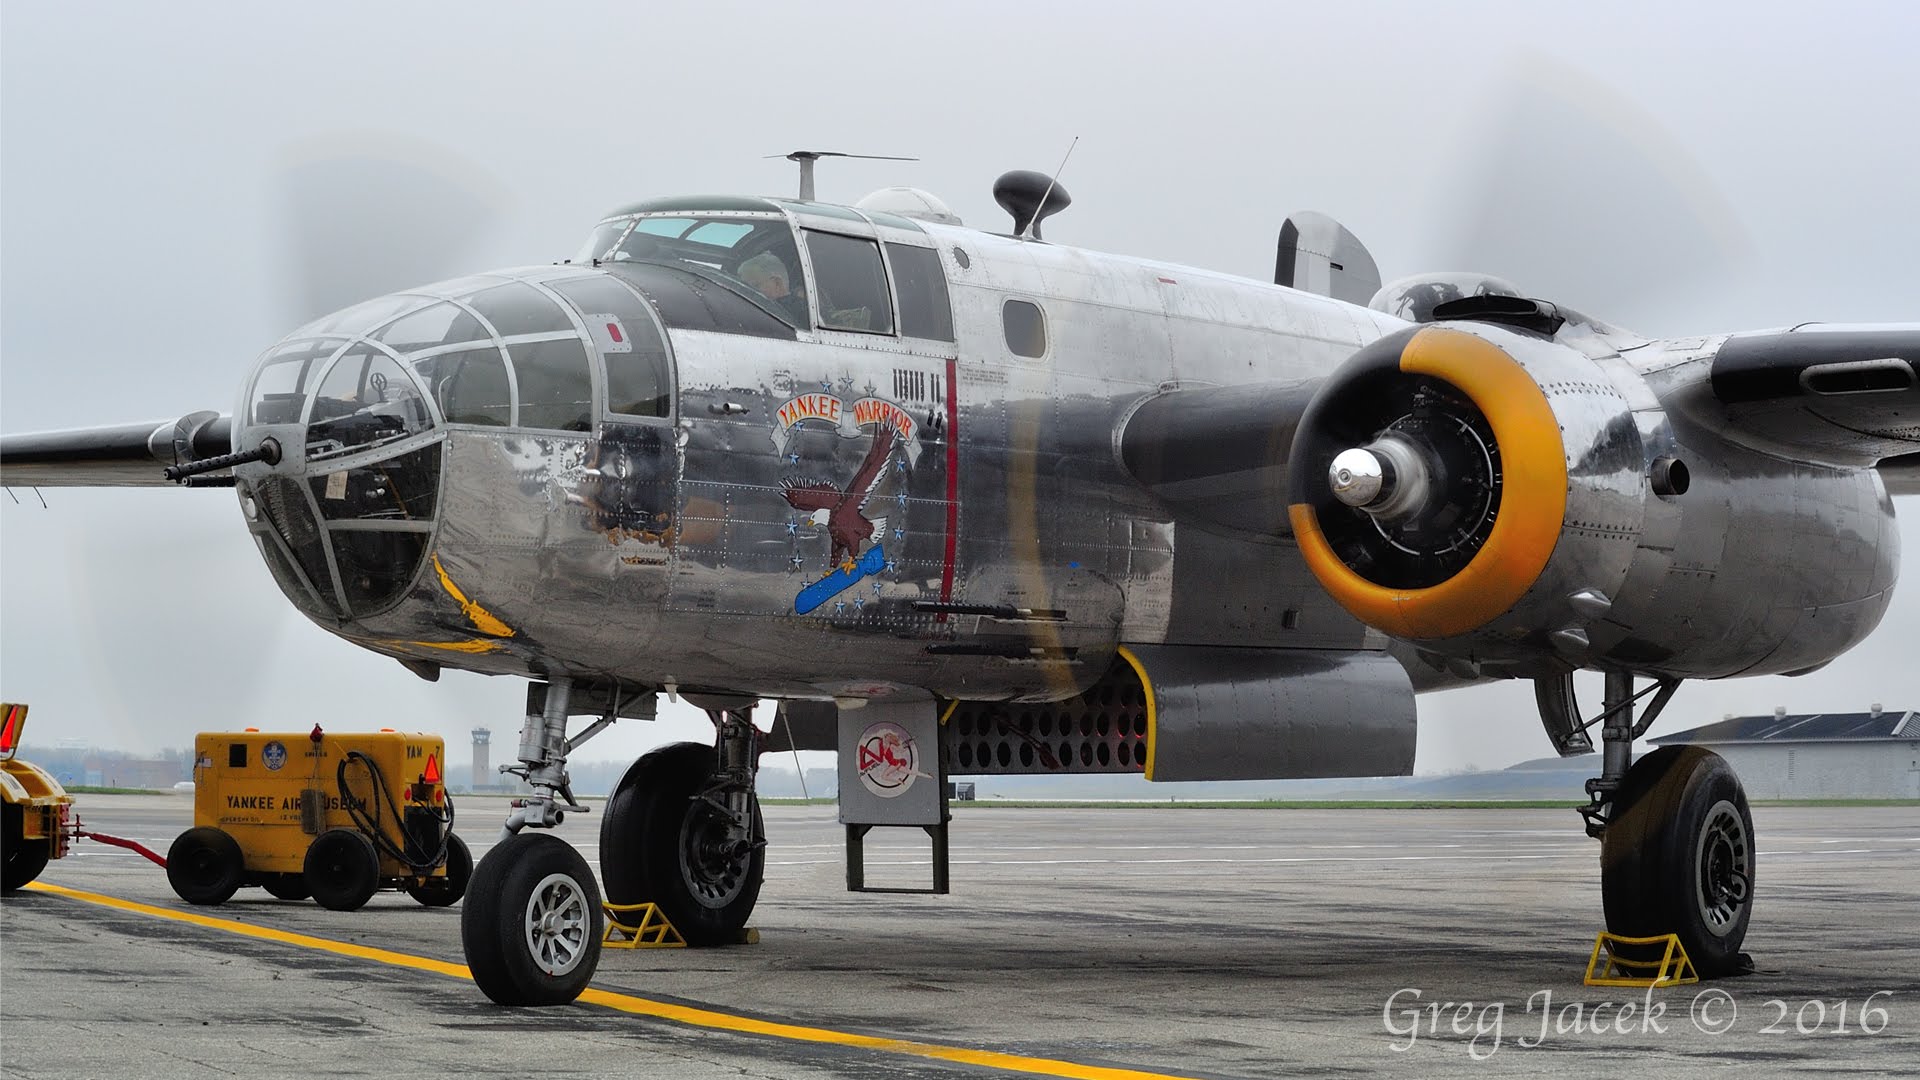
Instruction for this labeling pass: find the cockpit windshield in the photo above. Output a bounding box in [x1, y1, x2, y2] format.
[577, 213, 808, 327]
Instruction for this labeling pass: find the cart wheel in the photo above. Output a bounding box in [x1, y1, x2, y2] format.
[405, 832, 472, 907]
[305, 828, 380, 911]
[262, 874, 311, 901]
[167, 827, 245, 906]
[3, 803, 52, 895]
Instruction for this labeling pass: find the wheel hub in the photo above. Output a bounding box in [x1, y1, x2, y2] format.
[522, 872, 590, 975]
[1694, 800, 1751, 933]
[680, 804, 750, 909]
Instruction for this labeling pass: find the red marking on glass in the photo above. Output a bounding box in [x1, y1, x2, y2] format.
[606, 321, 624, 344]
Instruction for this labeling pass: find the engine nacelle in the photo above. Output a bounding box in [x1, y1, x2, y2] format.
[1288, 322, 1654, 671]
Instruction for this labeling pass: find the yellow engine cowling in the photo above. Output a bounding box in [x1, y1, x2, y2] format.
[1287, 323, 1656, 673]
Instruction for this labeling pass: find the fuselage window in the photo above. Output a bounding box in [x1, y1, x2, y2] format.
[884, 243, 954, 342]
[804, 230, 895, 334]
[412, 347, 511, 426]
[1003, 299, 1047, 359]
[550, 275, 673, 418]
[510, 338, 594, 432]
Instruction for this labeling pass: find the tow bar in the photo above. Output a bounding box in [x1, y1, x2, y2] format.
[69, 815, 169, 868]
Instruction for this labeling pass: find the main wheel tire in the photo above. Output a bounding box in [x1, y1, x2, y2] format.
[1601, 746, 1755, 976]
[166, 826, 245, 906]
[406, 832, 473, 907]
[305, 828, 381, 912]
[600, 742, 765, 947]
[461, 832, 602, 1005]
[3, 803, 52, 895]
[262, 874, 311, 901]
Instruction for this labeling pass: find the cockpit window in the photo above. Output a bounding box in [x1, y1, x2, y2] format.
[510, 338, 594, 432]
[804, 230, 894, 334]
[579, 213, 809, 328]
[463, 281, 577, 336]
[885, 243, 953, 342]
[373, 302, 488, 353]
[549, 275, 672, 418]
[306, 347, 432, 460]
[413, 347, 511, 426]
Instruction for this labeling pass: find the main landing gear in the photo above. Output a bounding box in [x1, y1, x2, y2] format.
[1538, 671, 1755, 975]
[460, 681, 767, 1006]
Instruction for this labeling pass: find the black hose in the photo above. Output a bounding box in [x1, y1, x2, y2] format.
[335, 750, 454, 875]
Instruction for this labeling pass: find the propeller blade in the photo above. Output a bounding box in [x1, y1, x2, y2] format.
[1424, 56, 1751, 332]
[273, 132, 509, 326]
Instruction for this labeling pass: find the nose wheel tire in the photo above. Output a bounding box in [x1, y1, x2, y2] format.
[1601, 746, 1755, 976]
[405, 832, 473, 907]
[3, 803, 52, 895]
[462, 831, 603, 1005]
[166, 826, 245, 906]
[601, 742, 765, 947]
[304, 828, 381, 912]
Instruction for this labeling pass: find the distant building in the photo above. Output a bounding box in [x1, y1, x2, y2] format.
[1651, 706, 1920, 799]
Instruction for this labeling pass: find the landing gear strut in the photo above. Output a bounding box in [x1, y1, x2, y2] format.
[462, 679, 605, 1006]
[460, 682, 767, 1006]
[1537, 671, 1755, 976]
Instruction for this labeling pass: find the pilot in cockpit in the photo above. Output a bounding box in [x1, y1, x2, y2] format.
[738, 252, 810, 326]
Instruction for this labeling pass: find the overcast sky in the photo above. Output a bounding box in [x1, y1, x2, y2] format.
[3, 2, 1916, 776]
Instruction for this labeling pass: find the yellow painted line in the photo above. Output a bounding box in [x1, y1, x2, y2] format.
[25, 880, 1202, 1080]
[25, 881, 471, 978]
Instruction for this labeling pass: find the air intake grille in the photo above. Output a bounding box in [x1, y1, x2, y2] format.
[944, 658, 1150, 775]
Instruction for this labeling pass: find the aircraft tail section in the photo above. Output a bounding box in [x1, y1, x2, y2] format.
[1274, 211, 1382, 307]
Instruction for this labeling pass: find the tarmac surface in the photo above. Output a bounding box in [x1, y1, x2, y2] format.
[2, 795, 1916, 1078]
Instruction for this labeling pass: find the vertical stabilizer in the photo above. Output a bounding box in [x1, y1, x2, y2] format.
[1275, 211, 1381, 306]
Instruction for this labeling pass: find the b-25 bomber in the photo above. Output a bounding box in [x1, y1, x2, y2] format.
[4, 161, 1916, 1005]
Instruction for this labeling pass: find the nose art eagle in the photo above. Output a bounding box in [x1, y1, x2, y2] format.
[781, 425, 897, 569]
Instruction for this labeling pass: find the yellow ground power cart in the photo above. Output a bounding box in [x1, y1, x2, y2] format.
[168, 727, 471, 911]
[2, 703, 74, 894]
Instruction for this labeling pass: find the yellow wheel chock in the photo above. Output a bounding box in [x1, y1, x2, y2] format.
[602, 902, 687, 949]
[1584, 932, 1699, 988]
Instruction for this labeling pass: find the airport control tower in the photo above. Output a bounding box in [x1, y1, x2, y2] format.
[471, 727, 491, 791]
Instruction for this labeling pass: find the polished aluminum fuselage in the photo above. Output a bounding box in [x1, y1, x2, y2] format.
[241, 209, 1898, 704]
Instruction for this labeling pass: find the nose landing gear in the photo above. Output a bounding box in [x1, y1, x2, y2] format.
[462, 679, 605, 1006]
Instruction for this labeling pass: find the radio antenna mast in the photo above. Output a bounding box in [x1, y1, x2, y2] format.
[767, 150, 919, 202]
[1020, 136, 1079, 240]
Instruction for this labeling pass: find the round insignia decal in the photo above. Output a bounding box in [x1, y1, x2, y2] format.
[262, 740, 288, 771]
[857, 721, 922, 798]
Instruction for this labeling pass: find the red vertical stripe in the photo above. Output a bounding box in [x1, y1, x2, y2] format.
[939, 357, 959, 619]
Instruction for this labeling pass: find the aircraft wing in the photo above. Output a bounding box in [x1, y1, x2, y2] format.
[0, 412, 232, 487]
[1710, 323, 1920, 471]
[1881, 451, 1920, 496]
